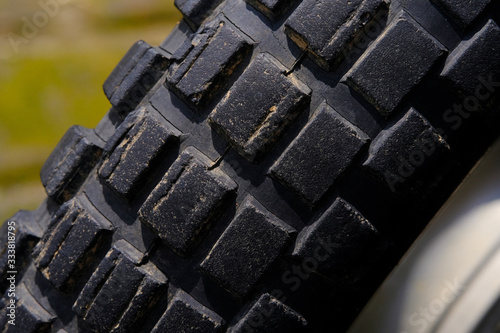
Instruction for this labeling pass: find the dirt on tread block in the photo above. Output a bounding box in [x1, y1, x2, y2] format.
[1, 0, 500, 332]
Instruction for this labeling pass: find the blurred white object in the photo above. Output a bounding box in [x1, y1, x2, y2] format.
[348, 137, 500, 333]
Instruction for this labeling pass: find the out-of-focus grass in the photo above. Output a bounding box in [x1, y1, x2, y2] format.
[0, 0, 181, 222]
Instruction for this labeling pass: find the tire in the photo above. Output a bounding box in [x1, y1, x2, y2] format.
[348, 138, 500, 333]
[1, 0, 500, 332]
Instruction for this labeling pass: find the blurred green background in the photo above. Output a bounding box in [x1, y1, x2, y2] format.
[0, 0, 181, 222]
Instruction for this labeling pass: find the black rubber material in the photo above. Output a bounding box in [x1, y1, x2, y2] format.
[1, 0, 500, 332]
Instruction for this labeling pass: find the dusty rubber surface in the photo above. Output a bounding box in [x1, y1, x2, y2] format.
[0, 0, 499, 332]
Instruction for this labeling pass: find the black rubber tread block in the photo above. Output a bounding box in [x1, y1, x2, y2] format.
[209, 53, 311, 162]
[139, 147, 238, 257]
[0, 211, 43, 293]
[269, 102, 369, 206]
[73, 239, 168, 333]
[40, 125, 103, 203]
[103, 40, 150, 101]
[99, 108, 181, 200]
[363, 108, 452, 196]
[230, 293, 307, 333]
[175, 0, 224, 30]
[151, 288, 225, 333]
[440, 20, 500, 103]
[430, 0, 491, 30]
[345, 10, 447, 116]
[284, 0, 387, 71]
[32, 196, 114, 291]
[103, 40, 170, 118]
[167, 20, 253, 112]
[244, 0, 298, 21]
[0, 283, 55, 333]
[200, 195, 296, 298]
[293, 198, 383, 282]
